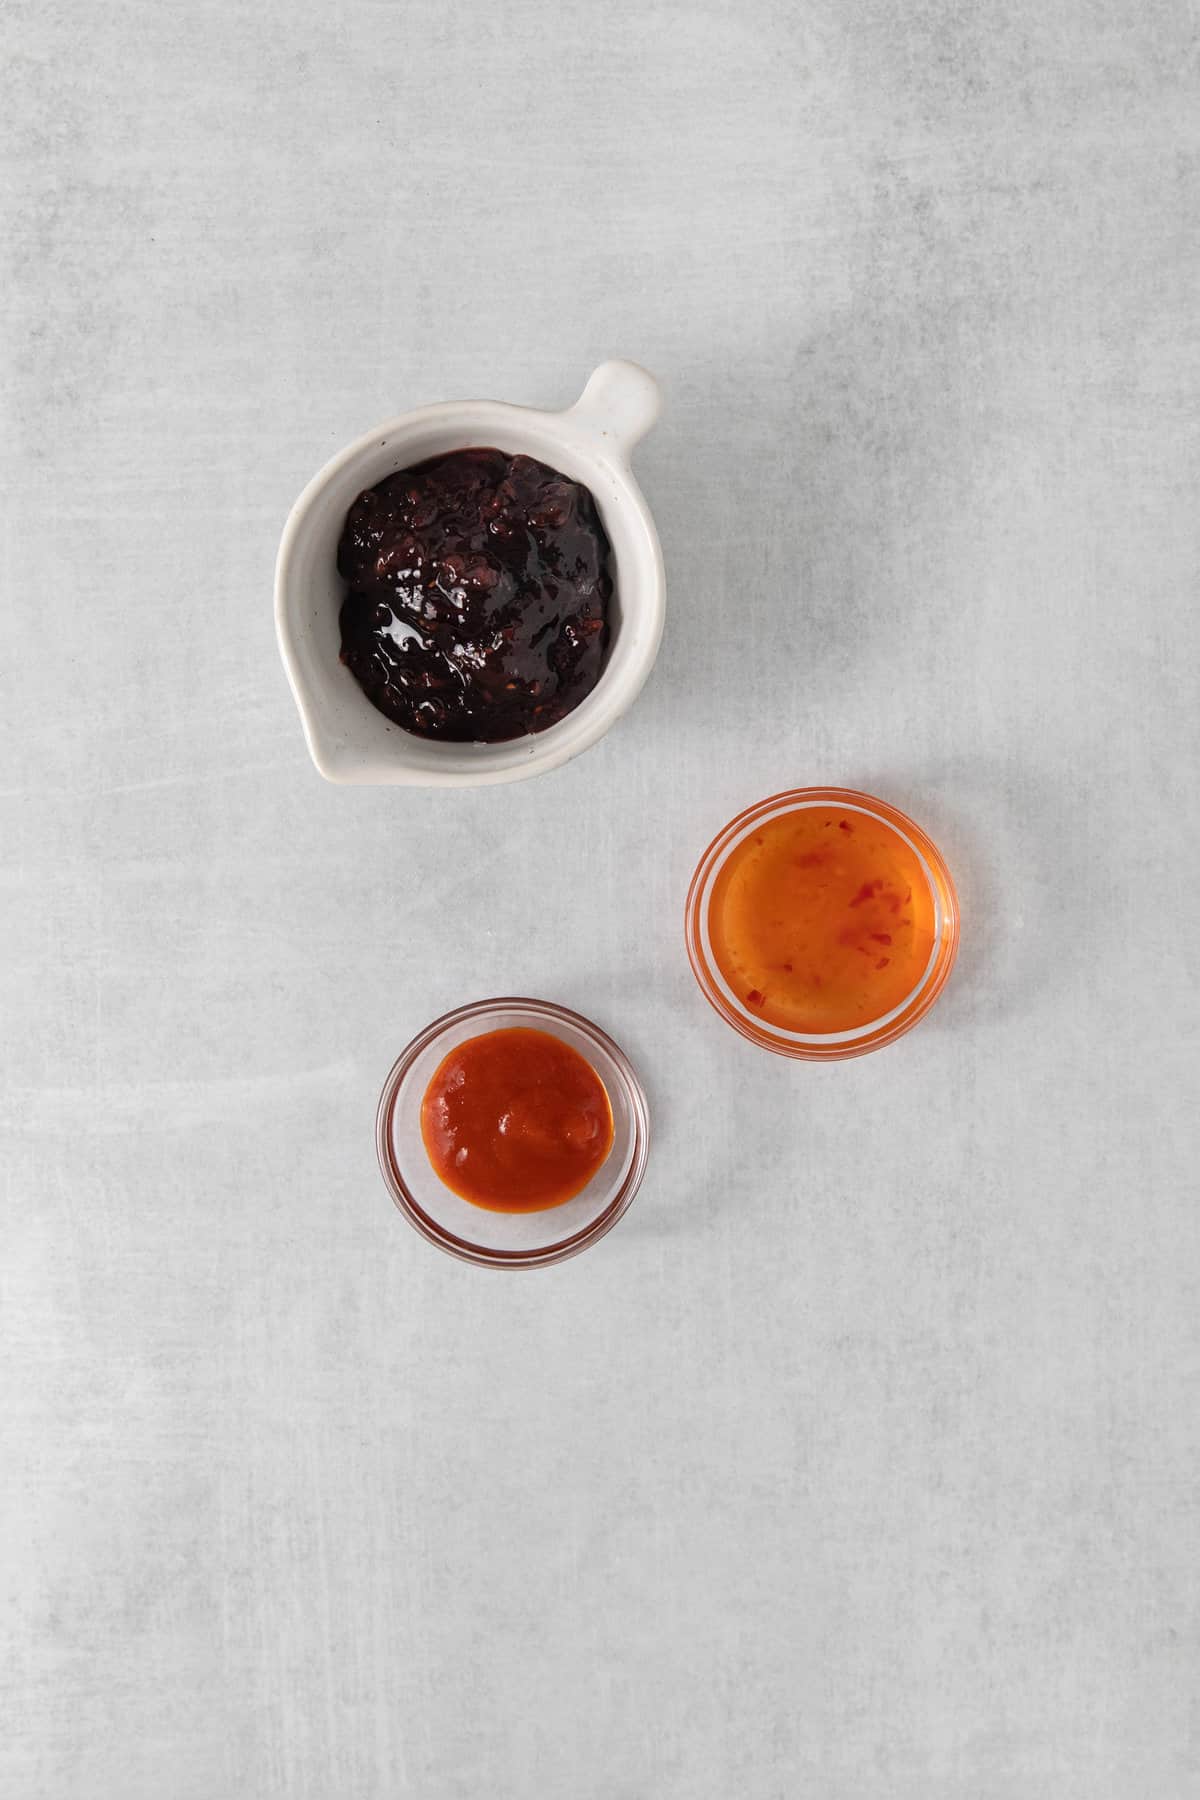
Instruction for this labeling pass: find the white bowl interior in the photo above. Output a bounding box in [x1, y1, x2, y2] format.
[277, 397, 663, 785]
[384, 1003, 645, 1259]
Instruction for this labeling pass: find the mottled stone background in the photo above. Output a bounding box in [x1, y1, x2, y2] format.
[3, 2, 1198, 1794]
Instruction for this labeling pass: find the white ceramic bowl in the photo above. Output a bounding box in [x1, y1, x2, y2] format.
[275, 361, 664, 786]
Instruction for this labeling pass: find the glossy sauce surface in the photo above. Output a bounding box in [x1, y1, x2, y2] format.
[420, 1027, 614, 1212]
[338, 449, 612, 742]
[708, 805, 937, 1032]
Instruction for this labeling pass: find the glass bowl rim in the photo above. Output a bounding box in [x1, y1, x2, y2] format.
[376, 996, 650, 1267]
[684, 786, 960, 1060]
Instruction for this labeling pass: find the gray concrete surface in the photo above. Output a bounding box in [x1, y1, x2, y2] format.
[3, 2, 1199, 1795]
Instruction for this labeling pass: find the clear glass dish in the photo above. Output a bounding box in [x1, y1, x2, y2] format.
[376, 997, 650, 1267]
[685, 787, 959, 1060]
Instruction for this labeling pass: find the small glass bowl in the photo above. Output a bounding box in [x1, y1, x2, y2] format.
[376, 997, 650, 1268]
[685, 787, 960, 1060]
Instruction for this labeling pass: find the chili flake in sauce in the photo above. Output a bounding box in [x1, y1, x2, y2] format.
[707, 806, 937, 1032]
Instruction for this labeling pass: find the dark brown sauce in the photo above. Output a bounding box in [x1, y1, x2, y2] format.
[337, 448, 612, 742]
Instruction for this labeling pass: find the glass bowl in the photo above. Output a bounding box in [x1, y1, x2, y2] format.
[685, 787, 959, 1060]
[376, 997, 650, 1267]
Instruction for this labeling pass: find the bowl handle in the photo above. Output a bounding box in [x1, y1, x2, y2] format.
[565, 360, 661, 453]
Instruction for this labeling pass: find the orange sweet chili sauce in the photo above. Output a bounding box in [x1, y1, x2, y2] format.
[706, 803, 938, 1033]
[420, 1027, 614, 1212]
